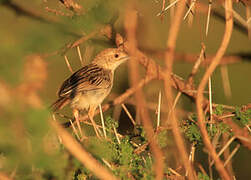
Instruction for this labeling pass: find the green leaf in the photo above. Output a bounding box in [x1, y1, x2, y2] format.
[235, 107, 251, 126]
[214, 104, 224, 116]
[198, 172, 210, 180]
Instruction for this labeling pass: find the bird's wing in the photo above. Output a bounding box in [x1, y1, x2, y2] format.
[58, 64, 112, 97]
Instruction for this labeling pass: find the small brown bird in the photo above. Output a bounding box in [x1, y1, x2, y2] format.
[51, 48, 129, 138]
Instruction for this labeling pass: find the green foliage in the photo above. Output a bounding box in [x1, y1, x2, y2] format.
[182, 114, 202, 144]
[1, 0, 250, 178]
[198, 172, 210, 180]
[234, 107, 251, 127]
[0, 106, 67, 179]
[206, 123, 218, 138]
[182, 109, 233, 145]
[77, 173, 88, 180]
[214, 105, 224, 116]
[105, 117, 154, 179]
[157, 130, 168, 148]
[218, 122, 232, 135]
[77, 117, 155, 179]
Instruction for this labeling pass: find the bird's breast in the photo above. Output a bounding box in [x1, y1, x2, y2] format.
[70, 87, 112, 111]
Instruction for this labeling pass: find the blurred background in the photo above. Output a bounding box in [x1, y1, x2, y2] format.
[0, 0, 250, 179]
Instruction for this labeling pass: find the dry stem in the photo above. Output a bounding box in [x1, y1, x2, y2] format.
[164, 0, 196, 179]
[196, 0, 233, 179]
[51, 121, 118, 180]
[125, 4, 164, 180]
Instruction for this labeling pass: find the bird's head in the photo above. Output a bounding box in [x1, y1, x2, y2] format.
[92, 48, 129, 71]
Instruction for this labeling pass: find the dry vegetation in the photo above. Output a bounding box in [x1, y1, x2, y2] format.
[0, 0, 251, 180]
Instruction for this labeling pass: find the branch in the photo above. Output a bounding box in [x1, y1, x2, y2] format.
[2, 1, 81, 38]
[223, 119, 251, 151]
[163, 0, 196, 179]
[124, 3, 164, 180]
[143, 48, 249, 65]
[51, 121, 118, 180]
[2, 0, 52, 23]
[196, 0, 233, 179]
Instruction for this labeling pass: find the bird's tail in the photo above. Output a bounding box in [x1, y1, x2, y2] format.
[50, 97, 70, 112]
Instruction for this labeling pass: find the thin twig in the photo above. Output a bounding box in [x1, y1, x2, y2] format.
[197, 163, 208, 176]
[167, 91, 182, 121]
[113, 125, 121, 144]
[73, 110, 84, 139]
[223, 119, 251, 150]
[64, 55, 73, 73]
[246, 125, 251, 133]
[188, 0, 196, 26]
[164, 0, 196, 178]
[52, 114, 62, 143]
[223, 144, 240, 167]
[99, 104, 106, 138]
[57, 112, 124, 138]
[208, 76, 213, 130]
[183, 0, 196, 20]
[186, 143, 196, 176]
[222, 133, 234, 177]
[160, 0, 166, 21]
[168, 167, 182, 176]
[210, 136, 236, 166]
[187, 44, 206, 84]
[189, 143, 196, 163]
[69, 26, 110, 49]
[83, 45, 94, 64]
[134, 143, 149, 155]
[69, 119, 81, 140]
[220, 65, 232, 99]
[206, 0, 212, 36]
[156, 0, 180, 16]
[157, 90, 162, 128]
[196, 0, 233, 178]
[102, 158, 113, 169]
[77, 45, 84, 66]
[125, 4, 164, 180]
[236, 135, 251, 144]
[121, 103, 136, 126]
[223, 6, 248, 29]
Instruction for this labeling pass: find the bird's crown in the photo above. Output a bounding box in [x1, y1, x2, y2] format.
[92, 48, 129, 70]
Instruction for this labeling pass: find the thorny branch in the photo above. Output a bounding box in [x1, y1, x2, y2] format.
[52, 120, 118, 180]
[163, 0, 196, 179]
[124, 3, 164, 180]
[196, 0, 233, 179]
[46, 0, 250, 179]
[222, 118, 251, 151]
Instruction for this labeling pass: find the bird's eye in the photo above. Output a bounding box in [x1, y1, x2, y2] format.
[114, 54, 119, 58]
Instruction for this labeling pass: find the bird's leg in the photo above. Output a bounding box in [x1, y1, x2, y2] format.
[73, 109, 83, 138]
[88, 107, 101, 139]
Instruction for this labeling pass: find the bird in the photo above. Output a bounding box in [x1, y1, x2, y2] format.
[51, 48, 129, 138]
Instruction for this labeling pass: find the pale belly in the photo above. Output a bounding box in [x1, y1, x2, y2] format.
[70, 88, 111, 111]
